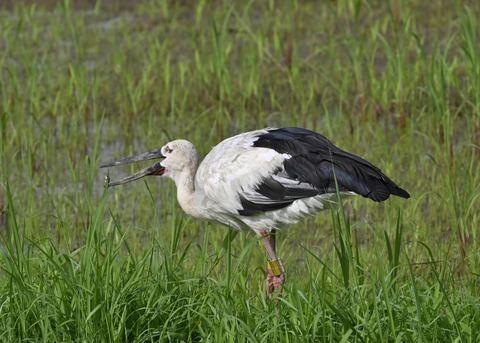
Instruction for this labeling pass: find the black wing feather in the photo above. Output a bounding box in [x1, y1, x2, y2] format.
[238, 127, 409, 216]
[255, 127, 410, 201]
[238, 173, 319, 216]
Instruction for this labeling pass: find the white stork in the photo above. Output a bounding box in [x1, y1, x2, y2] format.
[101, 127, 410, 299]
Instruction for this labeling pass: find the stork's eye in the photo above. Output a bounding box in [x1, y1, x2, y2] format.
[165, 146, 173, 154]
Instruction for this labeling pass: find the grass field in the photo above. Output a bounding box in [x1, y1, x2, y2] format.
[1, 0, 479, 341]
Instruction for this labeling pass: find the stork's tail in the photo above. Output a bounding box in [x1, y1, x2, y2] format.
[364, 174, 410, 202]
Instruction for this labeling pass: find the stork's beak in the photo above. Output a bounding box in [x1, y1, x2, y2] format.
[100, 148, 165, 187]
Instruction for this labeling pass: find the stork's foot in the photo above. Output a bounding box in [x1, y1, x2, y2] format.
[266, 259, 285, 302]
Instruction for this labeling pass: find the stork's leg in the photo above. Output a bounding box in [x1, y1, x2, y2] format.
[261, 229, 285, 301]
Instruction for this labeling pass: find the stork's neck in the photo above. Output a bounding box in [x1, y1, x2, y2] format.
[173, 165, 204, 219]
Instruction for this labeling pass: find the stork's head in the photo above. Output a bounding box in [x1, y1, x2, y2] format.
[101, 139, 199, 187]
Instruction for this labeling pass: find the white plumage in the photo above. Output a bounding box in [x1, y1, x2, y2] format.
[195, 129, 330, 232]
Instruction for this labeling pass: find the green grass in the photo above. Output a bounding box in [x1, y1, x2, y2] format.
[1, 0, 479, 341]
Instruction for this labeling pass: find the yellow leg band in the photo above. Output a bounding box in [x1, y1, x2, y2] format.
[267, 259, 284, 277]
